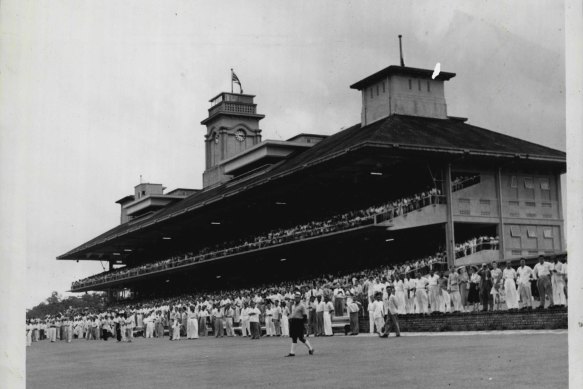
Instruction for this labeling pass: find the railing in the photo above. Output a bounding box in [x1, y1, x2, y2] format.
[402, 260, 448, 276]
[454, 240, 499, 259]
[452, 175, 481, 192]
[71, 195, 445, 291]
[374, 195, 445, 224]
[209, 102, 256, 117]
[71, 217, 377, 290]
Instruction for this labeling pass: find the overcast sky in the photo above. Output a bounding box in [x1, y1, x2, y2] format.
[1, 1, 566, 308]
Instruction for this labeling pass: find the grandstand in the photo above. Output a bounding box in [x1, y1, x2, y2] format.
[58, 63, 566, 302]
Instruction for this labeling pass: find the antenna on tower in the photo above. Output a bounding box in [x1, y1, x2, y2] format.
[140, 174, 143, 184]
[398, 35, 405, 67]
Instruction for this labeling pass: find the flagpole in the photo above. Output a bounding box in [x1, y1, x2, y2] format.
[398, 35, 405, 67]
[230, 68, 233, 93]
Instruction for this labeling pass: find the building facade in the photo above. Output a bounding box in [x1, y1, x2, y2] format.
[59, 62, 566, 298]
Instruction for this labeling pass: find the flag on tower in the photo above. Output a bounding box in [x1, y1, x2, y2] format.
[231, 69, 243, 93]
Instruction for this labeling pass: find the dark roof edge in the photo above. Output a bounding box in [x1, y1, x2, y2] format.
[350, 65, 456, 90]
[364, 141, 566, 164]
[56, 140, 356, 259]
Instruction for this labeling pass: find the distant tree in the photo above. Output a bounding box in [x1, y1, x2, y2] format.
[46, 291, 61, 305]
[27, 291, 106, 319]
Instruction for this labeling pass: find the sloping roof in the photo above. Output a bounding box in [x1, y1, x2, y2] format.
[58, 114, 565, 259]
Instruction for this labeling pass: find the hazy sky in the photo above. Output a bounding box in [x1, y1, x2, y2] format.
[1, 1, 566, 308]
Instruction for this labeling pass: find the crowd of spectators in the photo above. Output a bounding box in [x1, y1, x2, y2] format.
[30, 247, 567, 347]
[71, 188, 444, 290]
[451, 174, 481, 192]
[29, 254, 567, 347]
[31, 247, 449, 345]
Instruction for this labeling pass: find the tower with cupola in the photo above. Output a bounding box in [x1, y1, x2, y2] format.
[201, 92, 265, 188]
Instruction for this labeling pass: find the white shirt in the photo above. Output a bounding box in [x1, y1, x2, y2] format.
[367, 282, 377, 296]
[248, 307, 260, 323]
[371, 300, 385, 319]
[502, 268, 516, 280]
[427, 274, 439, 287]
[415, 278, 428, 290]
[516, 266, 533, 284]
[387, 295, 399, 315]
[394, 280, 404, 293]
[404, 279, 413, 291]
[534, 262, 554, 278]
[324, 301, 334, 313]
[347, 301, 360, 313]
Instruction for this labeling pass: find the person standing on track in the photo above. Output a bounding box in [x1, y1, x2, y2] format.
[371, 292, 387, 338]
[323, 296, 335, 336]
[285, 291, 315, 357]
[248, 301, 261, 340]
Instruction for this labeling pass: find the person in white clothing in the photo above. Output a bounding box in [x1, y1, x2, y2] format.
[414, 273, 429, 314]
[240, 303, 250, 337]
[145, 314, 155, 338]
[265, 302, 275, 336]
[171, 317, 181, 340]
[280, 301, 290, 337]
[371, 293, 387, 338]
[448, 267, 462, 312]
[187, 306, 199, 339]
[125, 313, 134, 342]
[502, 261, 519, 309]
[490, 262, 503, 311]
[394, 275, 406, 314]
[323, 296, 334, 336]
[533, 255, 554, 309]
[404, 276, 414, 314]
[551, 256, 567, 306]
[438, 274, 451, 313]
[367, 295, 376, 333]
[427, 271, 439, 313]
[516, 258, 534, 309]
[248, 302, 261, 340]
[26, 321, 32, 347]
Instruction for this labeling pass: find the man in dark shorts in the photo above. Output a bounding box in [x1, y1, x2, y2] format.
[286, 291, 315, 357]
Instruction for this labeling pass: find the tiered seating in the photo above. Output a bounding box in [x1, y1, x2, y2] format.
[71, 188, 445, 290]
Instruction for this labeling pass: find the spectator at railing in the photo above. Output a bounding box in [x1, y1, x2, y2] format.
[454, 236, 499, 259]
[451, 174, 481, 192]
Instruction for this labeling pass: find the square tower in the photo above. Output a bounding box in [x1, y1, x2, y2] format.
[350, 65, 456, 126]
[200, 92, 265, 188]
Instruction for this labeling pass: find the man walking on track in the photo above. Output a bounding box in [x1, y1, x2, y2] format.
[285, 291, 315, 357]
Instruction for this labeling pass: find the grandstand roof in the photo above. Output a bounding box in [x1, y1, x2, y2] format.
[58, 114, 565, 260]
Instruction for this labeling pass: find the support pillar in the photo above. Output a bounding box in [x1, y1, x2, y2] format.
[496, 167, 506, 260]
[444, 163, 455, 268]
[555, 171, 565, 251]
